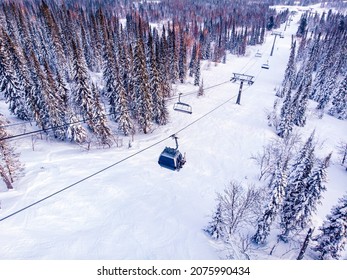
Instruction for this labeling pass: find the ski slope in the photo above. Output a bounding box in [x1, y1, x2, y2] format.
[0, 5, 346, 260]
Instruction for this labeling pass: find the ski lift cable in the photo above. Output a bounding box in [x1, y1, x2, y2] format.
[0, 134, 171, 223]
[0, 113, 114, 142]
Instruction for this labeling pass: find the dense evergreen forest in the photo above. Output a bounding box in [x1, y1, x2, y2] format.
[0, 0, 290, 146]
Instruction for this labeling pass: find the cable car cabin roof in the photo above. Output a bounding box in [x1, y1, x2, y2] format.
[173, 102, 192, 114]
[158, 147, 183, 171]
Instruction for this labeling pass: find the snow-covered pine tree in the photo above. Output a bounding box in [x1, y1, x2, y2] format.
[71, 39, 95, 127]
[276, 90, 294, 139]
[133, 37, 153, 134]
[66, 113, 88, 144]
[194, 57, 201, 86]
[313, 193, 347, 260]
[88, 84, 112, 147]
[300, 153, 332, 229]
[0, 30, 29, 121]
[292, 69, 312, 127]
[204, 202, 225, 240]
[0, 114, 24, 190]
[158, 28, 171, 98]
[280, 131, 316, 241]
[198, 79, 204, 97]
[28, 51, 50, 131]
[168, 26, 179, 84]
[296, 14, 307, 38]
[114, 71, 134, 136]
[328, 73, 347, 120]
[309, 52, 330, 102]
[178, 30, 187, 84]
[148, 31, 169, 126]
[43, 60, 68, 140]
[189, 42, 197, 77]
[277, 40, 296, 98]
[252, 160, 287, 245]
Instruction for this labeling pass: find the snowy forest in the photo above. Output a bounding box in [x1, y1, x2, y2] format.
[0, 0, 347, 260]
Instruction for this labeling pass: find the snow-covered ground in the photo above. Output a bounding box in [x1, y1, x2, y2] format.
[0, 6, 346, 260]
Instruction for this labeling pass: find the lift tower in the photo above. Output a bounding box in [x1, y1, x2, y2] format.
[231, 73, 255, 105]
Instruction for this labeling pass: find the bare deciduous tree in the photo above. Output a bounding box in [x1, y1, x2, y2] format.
[218, 181, 262, 236]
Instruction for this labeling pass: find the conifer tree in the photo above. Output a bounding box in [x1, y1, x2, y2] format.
[168, 27, 179, 83]
[277, 91, 294, 139]
[292, 70, 312, 127]
[0, 31, 29, 121]
[194, 58, 201, 86]
[0, 114, 24, 190]
[133, 37, 153, 134]
[114, 72, 134, 136]
[300, 153, 332, 229]
[252, 160, 287, 244]
[29, 51, 50, 131]
[189, 42, 197, 77]
[148, 32, 169, 126]
[178, 31, 187, 83]
[278, 41, 296, 98]
[71, 39, 111, 144]
[328, 74, 347, 120]
[204, 202, 225, 240]
[313, 193, 347, 260]
[43, 60, 67, 140]
[66, 113, 88, 144]
[88, 84, 112, 146]
[280, 132, 316, 241]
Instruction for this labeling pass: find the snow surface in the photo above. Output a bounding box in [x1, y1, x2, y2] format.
[0, 5, 346, 260]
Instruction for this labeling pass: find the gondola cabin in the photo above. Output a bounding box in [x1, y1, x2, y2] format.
[158, 147, 185, 171]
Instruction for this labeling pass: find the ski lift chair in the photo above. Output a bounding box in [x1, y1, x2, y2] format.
[173, 93, 192, 114]
[255, 50, 262, 57]
[158, 135, 186, 171]
[261, 61, 270, 69]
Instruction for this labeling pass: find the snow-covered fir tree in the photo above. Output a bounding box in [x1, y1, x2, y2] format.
[300, 153, 332, 229]
[0, 114, 24, 190]
[43, 60, 68, 140]
[252, 160, 287, 245]
[133, 37, 153, 134]
[189, 42, 197, 77]
[194, 58, 201, 86]
[0, 30, 29, 121]
[292, 69, 312, 127]
[204, 202, 225, 240]
[66, 113, 88, 144]
[276, 90, 294, 139]
[328, 73, 347, 120]
[313, 193, 347, 260]
[277, 40, 296, 98]
[178, 30, 187, 84]
[148, 32, 169, 126]
[280, 131, 316, 241]
[88, 84, 112, 146]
